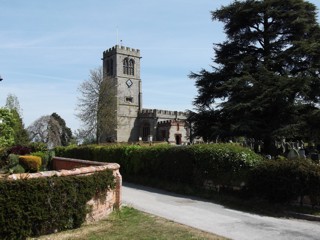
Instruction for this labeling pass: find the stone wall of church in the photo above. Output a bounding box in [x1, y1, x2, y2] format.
[103, 45, 141, 79]
[138, 109, 189, 143]
[101, 45, 190, 144]
[157, 120, 189, 144]
[140, 108, 187, 121]
[102, 45, 142, 142]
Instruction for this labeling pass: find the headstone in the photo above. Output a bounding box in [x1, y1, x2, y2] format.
[298, 149, 306, 159]
[287, 148, 299, 160]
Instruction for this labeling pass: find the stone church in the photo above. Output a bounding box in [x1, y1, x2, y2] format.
[100, 45, 190, 144]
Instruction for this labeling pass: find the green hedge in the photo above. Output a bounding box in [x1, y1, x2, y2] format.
[0, 170, 115, 240]
[55, 144, 263, 188]
[247, 159, 320, 204]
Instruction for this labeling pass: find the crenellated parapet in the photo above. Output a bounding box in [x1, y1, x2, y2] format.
[140, 108, 187, 119]
[103, 45, 140, 59]
[157, 119, 187, 126]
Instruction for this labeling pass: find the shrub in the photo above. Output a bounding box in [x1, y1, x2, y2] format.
[7, 154, 19, 167]
[0, 154, 26, 174]
[247, 159, 320, 204]
[29, 142, 48, 152]
[19, 155, 42, 172]
[56, 144, 263, 189]
[191, 144, 263, 187]
[0, 170, 115, 239]
[8, 145, 31, 155]
[31, 151, 53, 171]
[0, 147, 8, 159]
[10, 164, 25, 173]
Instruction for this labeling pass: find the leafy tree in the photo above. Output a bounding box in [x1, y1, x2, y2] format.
[5, 94, 29, 145]
[76, 67, 116, 144]
[51, 113, 73, 146]
[27, 114, 72, 148]
[5, 93, 22, 115]
[0, 108, 15, 147]
[73, 129, 96, 145]
[190, 0, 320, 152]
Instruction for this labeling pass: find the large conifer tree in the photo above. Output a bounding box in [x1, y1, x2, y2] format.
[191, 0, 320, 150]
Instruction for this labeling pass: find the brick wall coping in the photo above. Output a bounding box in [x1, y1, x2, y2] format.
[6, 162, 120, 180]
[52, 157, 108, 166]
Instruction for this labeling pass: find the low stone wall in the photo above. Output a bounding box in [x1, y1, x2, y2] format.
[7, 157, 122, 222]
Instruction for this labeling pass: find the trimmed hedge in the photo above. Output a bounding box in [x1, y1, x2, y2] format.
[55, 144, 263, 188]
[247, 159, 320, 204]
[55, 144, 320, 206]
[0, 170, 115, 240]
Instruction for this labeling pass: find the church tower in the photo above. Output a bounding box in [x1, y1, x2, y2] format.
[101, 45, 142, 142]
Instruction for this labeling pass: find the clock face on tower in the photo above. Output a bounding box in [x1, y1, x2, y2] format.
[126, 79, 133, 88]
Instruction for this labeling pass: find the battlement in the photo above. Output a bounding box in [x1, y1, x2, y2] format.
[103, 45, 140, 58]
[139, 108, 187, 119]
[157, 120, 185, 125]
[141, 108, 186, 115]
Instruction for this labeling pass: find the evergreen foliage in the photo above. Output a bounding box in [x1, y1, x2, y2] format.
[10, 110, 29, 146]
[5, 94, 29, 145]
[0, 145, 53, 173]
[18, 155, 42, 172]
[56, 144, 320, 206]
[27, 113, 73, 148]
[247, 159, 320, 204]
[0, 108, 16, 147]
[0, 170, 115, 240]
[51, 113, 73, 146]
[55, 144, 263, 188]
[190, 0, 320, 151]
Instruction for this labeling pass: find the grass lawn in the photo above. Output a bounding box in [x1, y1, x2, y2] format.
[31, 206, 227, 240]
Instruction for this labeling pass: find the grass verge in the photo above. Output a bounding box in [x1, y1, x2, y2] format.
[31, 206, 227, 240]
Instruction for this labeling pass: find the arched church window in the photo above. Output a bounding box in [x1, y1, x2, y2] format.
[129, 59, 134, 75]
[123, 58, 129, 74]
[123, 58, 134, 75]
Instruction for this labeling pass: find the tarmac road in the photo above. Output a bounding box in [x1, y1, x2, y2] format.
[122, 182, 320, 240]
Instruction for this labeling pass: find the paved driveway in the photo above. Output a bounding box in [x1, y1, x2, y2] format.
[122, 183, 320, 240]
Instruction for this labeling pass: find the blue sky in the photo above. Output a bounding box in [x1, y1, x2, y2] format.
[0, 0, 320, 132]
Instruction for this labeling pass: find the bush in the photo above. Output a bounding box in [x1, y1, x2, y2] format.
[0, 170, 115, 239]
[10, 164, 25, 173]
[56, 144, 263, 189]
[7, 154, 19, 167]
[191, 144, 263, 187]
[247, 159, 320, 204]
[29, 142, 48, 152]
[19, 155, 42, 172]
[7, 145, 31, 155]
[0, 154, 25, 174]
[31, 151, 53, 171]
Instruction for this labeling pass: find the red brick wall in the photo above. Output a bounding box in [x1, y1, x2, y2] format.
[7, 157, 122, 223]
